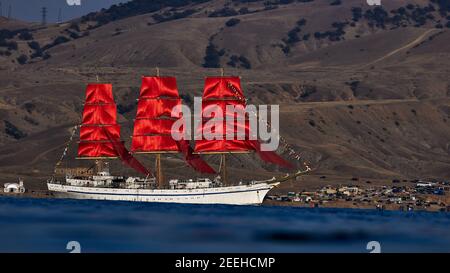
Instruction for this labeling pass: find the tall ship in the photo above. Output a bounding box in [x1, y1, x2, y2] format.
[47, 70, 310, 205]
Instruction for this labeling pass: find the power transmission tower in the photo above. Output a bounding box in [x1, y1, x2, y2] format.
[41, 6, 47, 25]
[58, 8, 62, 23]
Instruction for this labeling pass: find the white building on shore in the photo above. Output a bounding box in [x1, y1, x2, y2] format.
[4, 179, 26, 194]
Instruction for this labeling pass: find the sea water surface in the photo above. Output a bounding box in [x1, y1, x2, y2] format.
[0, 196, 449, 253]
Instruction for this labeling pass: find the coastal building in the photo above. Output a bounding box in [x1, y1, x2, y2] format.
[3, 179, 26, 194]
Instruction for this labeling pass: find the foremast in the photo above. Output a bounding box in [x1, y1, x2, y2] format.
[77, 83, 122, 172]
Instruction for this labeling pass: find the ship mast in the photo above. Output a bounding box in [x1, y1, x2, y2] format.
[154, 67, 164, 189]
[95, 73, 103, 173]
[77, 79, 121, 164]
[218, 68, 228, 185]
[131, 68, 183, 189]
[219, 153, 228, 185]
[58, 72, 150, 178]
[194, 68, 254, 186]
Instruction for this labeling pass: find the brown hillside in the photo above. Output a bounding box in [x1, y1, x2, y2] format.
[0, 0, 449, 192]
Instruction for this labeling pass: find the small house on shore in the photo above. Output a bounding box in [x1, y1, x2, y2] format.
[4, 179, 26, 194]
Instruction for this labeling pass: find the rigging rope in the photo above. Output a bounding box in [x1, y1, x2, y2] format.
[54, 125, 79, 174]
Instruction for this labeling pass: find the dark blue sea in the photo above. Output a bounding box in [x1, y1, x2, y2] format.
[0, 196, 449, 253]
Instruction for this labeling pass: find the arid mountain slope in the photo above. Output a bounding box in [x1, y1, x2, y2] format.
[0, 0, 449, 191]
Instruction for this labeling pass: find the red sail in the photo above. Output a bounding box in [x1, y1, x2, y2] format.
[136, 98, 181, 119]
[82, 105, 117, 125]
[194, 139, 252, 153]
[140, 76, 180, 98]
[194, 77, 293, 169]
[131, 77, 182, 153]
[131, 135, 179, 152]
[203, 77, 244, 100]
[133, 118, 178, 136]
[78, 142, 117, 158]
[85, 83, 115, 104]
[80, 125, 120, 141]
[78, 83, 120, 158]
[194, 77, 254, 153]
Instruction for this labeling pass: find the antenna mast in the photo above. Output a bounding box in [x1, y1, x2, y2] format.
[7, 4, 11, 19]
[41, 6, 47, 25]
[57, 8, 62, 23]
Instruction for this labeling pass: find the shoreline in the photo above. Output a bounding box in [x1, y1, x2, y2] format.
[1, 190, 449, 212]
[263, 200, 449, 212]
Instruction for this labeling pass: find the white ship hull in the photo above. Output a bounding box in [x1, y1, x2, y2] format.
[47, 182, 279, 205]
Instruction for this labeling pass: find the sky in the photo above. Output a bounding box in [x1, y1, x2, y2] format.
[0, 0, 129, 23]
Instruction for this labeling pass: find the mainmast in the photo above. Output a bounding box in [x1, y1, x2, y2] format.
[131, 68, 182, 189]
[219, 153, 228, 185]
[154, 68, 163, 187]
[218, 69, 227, 184]
[154, 68, 163, 188]
[94, 74, 105, 172]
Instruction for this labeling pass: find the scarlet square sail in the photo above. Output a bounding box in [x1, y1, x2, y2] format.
[194, 77, 254, 154]
[194, 76, 293, 169]
[131, 77, 181, 153]
[78, 83, 121, 158]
